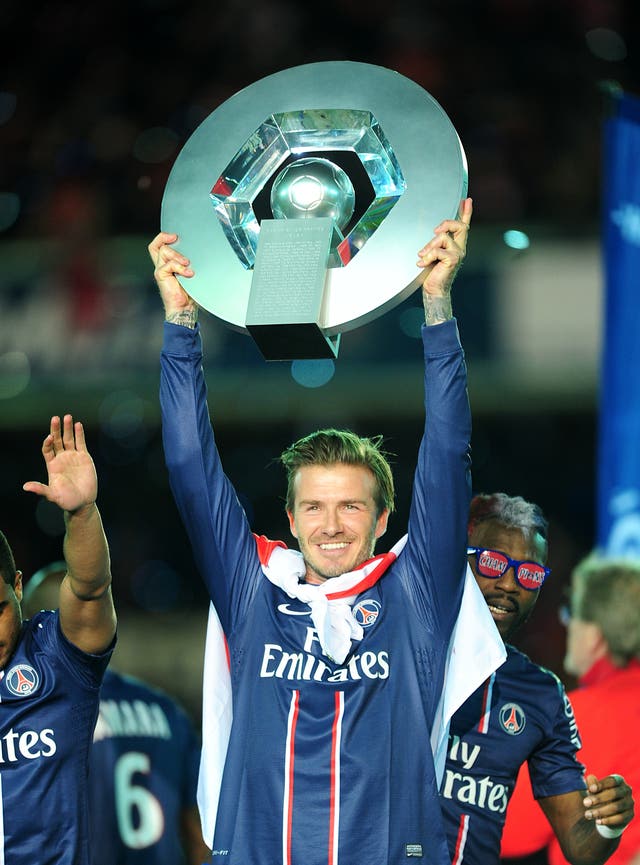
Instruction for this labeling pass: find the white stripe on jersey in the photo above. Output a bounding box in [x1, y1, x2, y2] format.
[478, 672, 496, 734]
[329, 692, 345, 865]
[453, 813, 469, 865]
[282, 691, 300, 865]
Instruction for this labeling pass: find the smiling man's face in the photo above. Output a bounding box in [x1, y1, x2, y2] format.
[287, 463, 389, 585]
[468, 523, 546, 641]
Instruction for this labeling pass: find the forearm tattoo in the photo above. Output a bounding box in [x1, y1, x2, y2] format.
[423, 293, 453, 326]
[166, 308, 198, 329]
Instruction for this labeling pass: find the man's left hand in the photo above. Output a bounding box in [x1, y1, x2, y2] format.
[417, 197, 473, 297]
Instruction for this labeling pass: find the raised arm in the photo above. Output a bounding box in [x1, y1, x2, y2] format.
[23, 415, 116, 653]
[149, 233, 260, 632]
[401, 199, 473, 630]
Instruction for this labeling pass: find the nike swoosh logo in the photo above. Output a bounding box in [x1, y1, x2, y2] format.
[277, 604, 311, 617]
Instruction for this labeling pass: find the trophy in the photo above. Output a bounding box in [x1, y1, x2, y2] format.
[161, 62, 467, 361]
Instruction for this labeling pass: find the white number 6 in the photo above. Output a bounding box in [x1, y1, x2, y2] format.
[114, 751, 164, 848]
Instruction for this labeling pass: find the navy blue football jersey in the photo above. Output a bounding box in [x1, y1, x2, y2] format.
[89, 669, 201, 865]
[160, 319, 472, 865]
[441, 645, 585, 865]
[0, 610, 112, 865]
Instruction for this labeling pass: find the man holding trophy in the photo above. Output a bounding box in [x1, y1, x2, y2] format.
[148, 194, 484, 865]
[147, 58, 504, 865]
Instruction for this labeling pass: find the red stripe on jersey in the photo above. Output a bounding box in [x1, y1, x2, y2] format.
[223, 635, 230, 671]
[453, 813, 469, 865]
[477, 672, 495, 733]
[328, 692, 345, 865]
[283, 691, 300, 865]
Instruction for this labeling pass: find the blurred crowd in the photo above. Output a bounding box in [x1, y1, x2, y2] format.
[1, 0, 639, 728]
[1, 0, 639, 245]
[1, 0, 638, 378]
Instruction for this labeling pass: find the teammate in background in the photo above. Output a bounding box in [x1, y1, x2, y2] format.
[501, 556, 640, 865]
[0, 414, 116, 865]
[24, 562, 211, 865]
[149, 201, 479, 865]
[440, 492, 634, 865]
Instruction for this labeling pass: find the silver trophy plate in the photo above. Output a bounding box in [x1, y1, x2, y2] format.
[161, 61, 467, 349]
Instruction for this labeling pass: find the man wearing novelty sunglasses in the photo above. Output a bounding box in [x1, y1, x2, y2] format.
[439, 492, 633, 865]
[466, 541, 550, 642]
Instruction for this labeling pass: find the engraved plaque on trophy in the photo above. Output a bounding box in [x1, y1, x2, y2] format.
[161, 62, 467, 361]
[246, 218, 338, 360]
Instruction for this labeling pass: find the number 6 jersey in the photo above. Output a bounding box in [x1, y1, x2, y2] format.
[89, 669, 202, 865]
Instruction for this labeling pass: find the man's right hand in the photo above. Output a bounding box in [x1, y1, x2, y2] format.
[148, 232, 197, 320]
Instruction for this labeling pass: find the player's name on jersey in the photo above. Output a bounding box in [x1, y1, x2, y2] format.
[93, 699, 172, 742]
[259, 627, 390, 681]
[441, 735, 508, 813]
[260, 643, 390, 682]
[440, 767, 509, 814]
[0, 727, 56, 763]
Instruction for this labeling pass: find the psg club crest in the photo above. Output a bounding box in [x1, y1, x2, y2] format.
[5, 664, 40, 698]
[498, 702, 526, 736]
[353, 599, 381, 628]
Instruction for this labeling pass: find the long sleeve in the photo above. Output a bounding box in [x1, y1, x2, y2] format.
[160, 322, 260, 634]
[401, 318, 472, 638]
